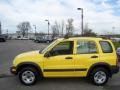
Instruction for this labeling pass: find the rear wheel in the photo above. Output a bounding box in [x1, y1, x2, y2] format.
[46, 40, 50, 43]
[89, 68, 109, 86]
[35, 40, 39, 43]
[0, 38, 5, 42]
[2, 38, 6, 42]
[18, 67, 39, 85]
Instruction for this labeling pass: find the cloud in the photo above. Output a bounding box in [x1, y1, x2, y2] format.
[0, 0, 120, 34]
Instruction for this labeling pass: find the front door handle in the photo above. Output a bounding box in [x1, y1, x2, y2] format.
[65, 57, 73, 59]
[91, 56, 98, 58]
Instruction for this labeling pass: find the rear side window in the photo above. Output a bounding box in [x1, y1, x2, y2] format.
[77, 41, 97, 54]
[100, 41, 113, 53]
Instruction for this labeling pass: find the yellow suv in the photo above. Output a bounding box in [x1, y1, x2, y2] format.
[10, 37, 119, 86]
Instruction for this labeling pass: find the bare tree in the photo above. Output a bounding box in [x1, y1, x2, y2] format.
[66, 18, 74, 36]
[51, 21, 60, 39]
[61, 20, 64, 36]
[17, 21, 31, 37]
[55, 21, 60, 34]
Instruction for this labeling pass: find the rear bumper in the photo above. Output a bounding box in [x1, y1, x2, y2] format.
[10, 66, 17, 75]
[111, 66, 119, 74]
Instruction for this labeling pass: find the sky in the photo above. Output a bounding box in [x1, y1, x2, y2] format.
[0, 0, 120, 35]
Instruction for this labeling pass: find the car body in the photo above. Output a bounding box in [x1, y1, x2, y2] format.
[117, 47, 120, 62]
[0, 35, 6, 42]
[11, 37, 119, 86]
[117, 47, 120, 55]
[34, 35, 53, 43]
[17, 37, 29, 40]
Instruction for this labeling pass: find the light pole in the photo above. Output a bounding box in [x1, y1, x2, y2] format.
[33, 25, 36, 36]
[45, 20, 50, 36]
[77, 8, 84, 36]
[112, 26, 115, 35]
[0, 21, 2, 34]
[6, 29, 8, 35]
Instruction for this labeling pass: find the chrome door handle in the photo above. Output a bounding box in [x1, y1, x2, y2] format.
[65, 57, 73, 59]
[91, 56, 98, 58]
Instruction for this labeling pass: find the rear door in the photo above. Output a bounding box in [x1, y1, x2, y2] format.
[74, 40, 100, 77]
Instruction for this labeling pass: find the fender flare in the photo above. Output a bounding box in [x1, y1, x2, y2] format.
[87, 62, 112, 77]
[16, 62, 43, 77]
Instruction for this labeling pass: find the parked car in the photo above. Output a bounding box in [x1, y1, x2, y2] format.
[22, 37, 29, 40]
[117, 47, 120, 62]
[0, 35, 6, 42]
[34, 35, 53, 43]
[17, 37, 29, 40]
[11, 37, 119, 86]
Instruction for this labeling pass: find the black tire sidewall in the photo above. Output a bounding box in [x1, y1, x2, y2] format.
[18, 67, 39, 85]
[90, 68, 109, 86]
[46, 40, 50, 43]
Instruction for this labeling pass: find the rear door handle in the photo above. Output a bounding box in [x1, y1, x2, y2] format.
[65, 57, 73, 59]
[91, 56, 98, 58]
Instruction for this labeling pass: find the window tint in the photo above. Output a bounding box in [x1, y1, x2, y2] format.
[100, 41, 113, 53]
[50, 41, 73, 56]
[77, 41, 97, 54]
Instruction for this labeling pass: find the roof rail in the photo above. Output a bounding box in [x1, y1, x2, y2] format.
[99, 36, 110, 39]
[64, 34, 70, 39]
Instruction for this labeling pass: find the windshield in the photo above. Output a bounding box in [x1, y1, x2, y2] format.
[41, 39, 58, 54]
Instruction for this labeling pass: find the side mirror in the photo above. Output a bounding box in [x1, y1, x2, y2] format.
[44, 52, 50, 58]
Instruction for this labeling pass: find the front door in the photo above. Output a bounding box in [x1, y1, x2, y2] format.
[43, 41, 75, 77]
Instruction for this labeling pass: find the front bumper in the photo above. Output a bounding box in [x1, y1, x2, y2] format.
[10, 66, 17, 75]
[111, 66, 119, 74]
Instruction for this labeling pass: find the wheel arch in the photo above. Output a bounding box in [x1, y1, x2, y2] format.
[87, 62, 112, 77]
[16, 62, 43, 77]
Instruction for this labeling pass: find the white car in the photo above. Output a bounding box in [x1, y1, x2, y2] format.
[17, 37, 29, 40]
[117, 47, 120, 55]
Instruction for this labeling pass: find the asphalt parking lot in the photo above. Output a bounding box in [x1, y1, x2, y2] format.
[0, 40, 120, 90]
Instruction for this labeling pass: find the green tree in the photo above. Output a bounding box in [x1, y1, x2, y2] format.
[83, 23, 97, 37]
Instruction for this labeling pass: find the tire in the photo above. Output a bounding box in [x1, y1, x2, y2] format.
[46, 40, 50, 43]
[2, 38, 6, 42]
[35, 40, 39, 43]
[89, 68, 109, 86]
[0, 38, 5, 42]
[18, 67, 39, 86]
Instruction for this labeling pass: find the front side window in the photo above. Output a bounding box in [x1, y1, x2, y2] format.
[100, 41, 113, 53]
[49, 41, 73, 56]
[77, 41, 97, 54]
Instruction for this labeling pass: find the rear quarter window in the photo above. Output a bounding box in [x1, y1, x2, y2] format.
[100, 41, 113, 53]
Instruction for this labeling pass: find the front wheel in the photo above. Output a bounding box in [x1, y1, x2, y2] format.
[18, 67, 39, 85]
[90, 68, 109, 86]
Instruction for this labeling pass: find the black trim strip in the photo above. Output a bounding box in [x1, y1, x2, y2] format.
[75, 69, 87, 71]
[44, 68, 87, 72]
